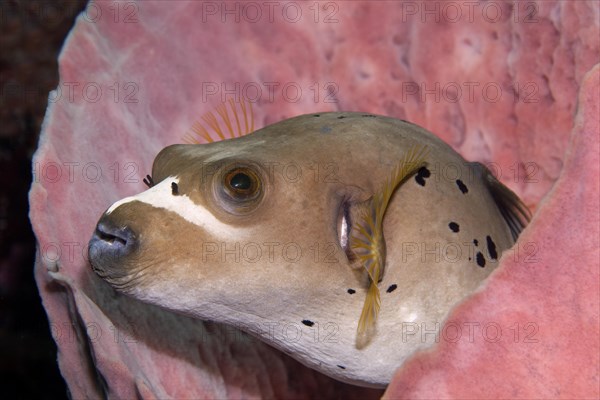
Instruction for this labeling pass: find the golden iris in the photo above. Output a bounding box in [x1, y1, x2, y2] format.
[223, 168, 261, 201]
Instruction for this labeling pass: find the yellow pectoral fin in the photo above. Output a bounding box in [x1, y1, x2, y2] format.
[351, 145, 429, 342]
[357, 279, 381, 338]
[379, 145, 430, 214]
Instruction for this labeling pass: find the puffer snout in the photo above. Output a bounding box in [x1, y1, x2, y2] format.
[89, 215, 138, 276]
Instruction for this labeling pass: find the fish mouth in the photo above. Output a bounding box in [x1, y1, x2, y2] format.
[337, 200, 353, 260]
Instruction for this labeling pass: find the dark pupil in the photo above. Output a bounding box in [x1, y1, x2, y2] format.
[230, 173, 252, 191]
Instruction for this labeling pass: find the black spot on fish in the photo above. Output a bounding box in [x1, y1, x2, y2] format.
[337, 365, 346, 370]
[302, 320, 314, 327]
[361, 114, 376, 117]
[473, 239, 479, 246]
[468, 257, 472, 261]
[486, 235, 498, 260]
[143, 174, 154, 188]
[171, 182, 179, 196]
[456, 179, 468, 194]
[476, 252, 486, 267]
[415, 166, 431, 186]
[347, 288, 356, 294]
[337, 115, 346, 119]
[449, 222, 460, 233]
[386, 284, 397, 293]
[313, 114, 320, 117]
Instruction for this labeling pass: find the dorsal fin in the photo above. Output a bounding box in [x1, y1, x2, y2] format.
[471, 162, 532, 242]
[351, 146, 429, 345]
[184, 98, 255, 143]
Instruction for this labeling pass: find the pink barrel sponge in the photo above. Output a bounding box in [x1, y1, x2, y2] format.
[29, 1, 599, 398]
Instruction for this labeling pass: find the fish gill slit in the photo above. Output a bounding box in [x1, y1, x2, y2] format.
[338, 200, 354, 261]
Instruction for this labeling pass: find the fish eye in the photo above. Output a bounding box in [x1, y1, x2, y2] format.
[223, 168, 261, 200]
[209, 161, 267, 216]
[229, 172, 252, 191]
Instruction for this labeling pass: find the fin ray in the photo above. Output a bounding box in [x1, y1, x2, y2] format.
[472, 162, 532, 242]
[185, 97, 256, 144]
[351, 145, 429, 340]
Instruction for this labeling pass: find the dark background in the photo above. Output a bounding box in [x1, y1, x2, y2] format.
[1, 1, 87, 398]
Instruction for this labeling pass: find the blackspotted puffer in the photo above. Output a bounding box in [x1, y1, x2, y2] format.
[89, 110, 530, 388]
